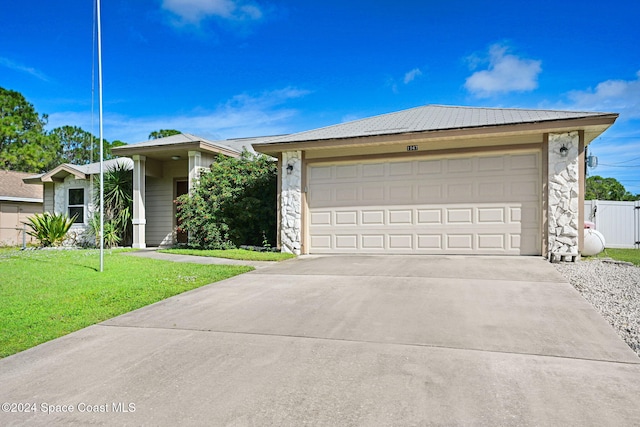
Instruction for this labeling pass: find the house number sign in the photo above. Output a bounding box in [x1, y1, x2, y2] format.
[407, 145, 418, 151]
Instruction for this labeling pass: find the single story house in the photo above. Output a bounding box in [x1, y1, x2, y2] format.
[251, 105, 618, 258]
[28, 105, 617, 259]
[0, 170, 43, 246]
[24, 158, 134, 245]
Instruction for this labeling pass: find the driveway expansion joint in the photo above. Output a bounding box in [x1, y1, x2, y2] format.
[97, 323, 640, 366]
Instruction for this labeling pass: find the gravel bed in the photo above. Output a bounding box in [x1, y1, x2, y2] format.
[554, 259, 640, 358]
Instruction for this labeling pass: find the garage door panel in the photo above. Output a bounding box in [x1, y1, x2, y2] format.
[447, 208, 473, 224]
[335, 235, 358, 249]
[417, 234, 443, 249]
[389, 184, 412, 201]
[389, 162, 412, 176]
[511, 153, 538, 170]
[478, 207, 505, 223]
[478, 181, 506, 198]
[446, 183, 473, 200]
[417, 160, 442, 175]
[362, 210, 385, 225]
[336, 165, 358, 179]
[389, 210, 412, 224]
[310, 211, 332, 226]
[362, 235, 385, 249]
[335, 211, 357, 225]
[477, 234, 505, 250]
[362, 163, 385, 177]
[389, 234, 413, 249]
[447, 234, 474, 249]
[417, 184, 442, 200]
[447, 158, 473, 173]
[308, 153, 540, 255]
[310, 235, 332, 249]
[417, 209, 442, 224]
[361, 185, 384, 202]
[478, 156, 504, 171]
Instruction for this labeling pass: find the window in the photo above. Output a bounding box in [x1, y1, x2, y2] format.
[68, 188, 84, 223]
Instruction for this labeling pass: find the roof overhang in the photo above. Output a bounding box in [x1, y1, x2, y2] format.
[0, 196, 43, 203]
[253, 114, 619, 157]
[111, 140, 241, 162]
[36, 165, 87, 183]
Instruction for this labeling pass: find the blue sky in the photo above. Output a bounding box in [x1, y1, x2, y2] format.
[1, 0, 639, 192]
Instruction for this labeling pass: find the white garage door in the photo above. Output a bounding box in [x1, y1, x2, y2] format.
[307, 152, 541, 255]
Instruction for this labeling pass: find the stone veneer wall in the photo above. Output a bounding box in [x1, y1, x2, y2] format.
[54, 176, 94, 246]
[548, 131, 580, 256]
[281, 151, 302, 254]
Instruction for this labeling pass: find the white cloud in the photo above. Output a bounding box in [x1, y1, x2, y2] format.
[161, 0, 263, 26]
[403, 68, 423, 84]
[465, 44, 542, 98]
[47, 86, 310, 143]
[0, 57, 49, 81]
[566, 71, 640, 119]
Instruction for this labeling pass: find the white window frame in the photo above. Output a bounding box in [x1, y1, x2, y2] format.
[67, 187, 85, 224]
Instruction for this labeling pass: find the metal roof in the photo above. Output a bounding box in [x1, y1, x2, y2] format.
[23, 158, 134, 184]
[120, 133, 245, 154]
[256, 105, 616, 145]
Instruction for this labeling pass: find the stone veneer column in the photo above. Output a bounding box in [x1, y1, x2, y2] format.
[548, 132, 580, 256]
[281, 151, 302, 254]
[132, 154, 147, 249]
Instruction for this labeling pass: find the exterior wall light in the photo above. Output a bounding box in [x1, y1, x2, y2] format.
[171, 155, 181, 160]
[559, 145, 569, 157]
[286, 163, 294, 174]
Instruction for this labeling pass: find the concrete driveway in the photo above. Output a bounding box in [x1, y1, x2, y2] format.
[1, 255, 639, 426]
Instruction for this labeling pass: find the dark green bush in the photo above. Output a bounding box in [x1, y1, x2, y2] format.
[176, 151, 277, 249]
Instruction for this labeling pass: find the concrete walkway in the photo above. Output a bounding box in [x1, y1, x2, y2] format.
[1, 254, 639, 426]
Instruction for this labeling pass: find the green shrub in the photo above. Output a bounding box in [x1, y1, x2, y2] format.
[25, 212, 75, 247]
[176, 150, 277, 249]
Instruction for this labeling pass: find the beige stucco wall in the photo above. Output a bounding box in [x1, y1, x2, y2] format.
[0, 201, 42, 246]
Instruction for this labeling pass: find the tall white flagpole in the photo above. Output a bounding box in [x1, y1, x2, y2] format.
[96, 0, 104, 272]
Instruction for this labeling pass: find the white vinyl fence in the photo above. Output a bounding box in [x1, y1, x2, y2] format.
[584, 200, 640, 249]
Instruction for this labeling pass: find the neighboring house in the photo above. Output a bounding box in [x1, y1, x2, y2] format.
[24, 158, 133, 245]
[251, 105, 619, 259]
[110, 133, 266, 247]
[0, 170, 43, 246]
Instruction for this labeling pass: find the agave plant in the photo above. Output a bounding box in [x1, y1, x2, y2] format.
[26, 212, 76, 247]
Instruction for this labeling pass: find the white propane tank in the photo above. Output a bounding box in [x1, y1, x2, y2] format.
[583, 229, 606, 256]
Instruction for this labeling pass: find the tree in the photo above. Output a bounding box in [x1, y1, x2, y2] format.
[48, 126, 125, 167]
[176, 151, 277, 249]
[148, 129, 181, 140]
[0, 86, 54, 172]
[586, 175, 639, 201]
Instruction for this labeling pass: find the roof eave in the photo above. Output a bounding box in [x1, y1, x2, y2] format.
[253, 114, 619, 156]
[0, 196, 43, 203]
[39, 165, 87, 183]
[111, 141, 241, 159]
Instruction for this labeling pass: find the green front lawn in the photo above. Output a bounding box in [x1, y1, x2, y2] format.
[0, 249, 252, 358]
[159, 248, 296, 262]
[590, 248, 640, 266]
